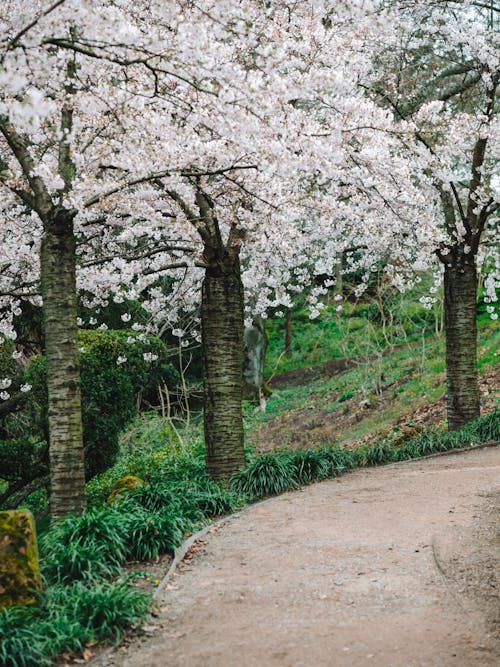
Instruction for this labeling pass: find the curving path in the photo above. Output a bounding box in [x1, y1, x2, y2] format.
[94, 447, 500, 667]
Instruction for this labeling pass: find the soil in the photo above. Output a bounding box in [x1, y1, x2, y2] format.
[90, 446, 500, 667]
[254, 367, 499, 453]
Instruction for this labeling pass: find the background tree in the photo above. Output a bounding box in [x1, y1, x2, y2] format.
[363, 0, 499, 428]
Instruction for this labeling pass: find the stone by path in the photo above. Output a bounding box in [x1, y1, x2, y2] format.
[93, 447, 500, 667]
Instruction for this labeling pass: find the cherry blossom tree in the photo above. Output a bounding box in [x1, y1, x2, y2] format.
[361, 0, 499, 428]
[2, 1, 380, 508]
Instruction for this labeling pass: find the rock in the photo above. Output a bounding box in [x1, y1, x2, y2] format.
[0, 509, 42, 608]
[108, 475, 145, 503]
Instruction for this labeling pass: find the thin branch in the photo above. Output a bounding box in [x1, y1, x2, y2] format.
[143, 260, 207, 275]
[0, 116, 53, 217]
[79, 244, 196, 269]
[5, 0, 68, 51]
[450, 182, 467, 225]
[84, 164, 257, 208]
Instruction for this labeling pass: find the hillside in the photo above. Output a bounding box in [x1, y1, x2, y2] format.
[247, 293, 499, 454]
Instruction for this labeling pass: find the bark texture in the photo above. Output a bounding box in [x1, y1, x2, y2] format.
[41, 211, 86, 519]
[444, 262, 480, 430]
[202, 260, 245, 480]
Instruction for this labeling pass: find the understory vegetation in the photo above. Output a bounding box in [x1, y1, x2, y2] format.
[1, 281, 498, 666]
[1, 406, 498, 666]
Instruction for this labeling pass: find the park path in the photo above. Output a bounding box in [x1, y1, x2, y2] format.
[95, 447, 500, 667]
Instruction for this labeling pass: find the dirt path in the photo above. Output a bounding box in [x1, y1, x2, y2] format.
[94, 448, 500, 667]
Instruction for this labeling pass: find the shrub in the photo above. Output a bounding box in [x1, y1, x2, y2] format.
[0, 605, 50, 667]
[468, 410, 499, 441]
[322, 446, 356, 473]
[39, 507, 130, 584]
[231, 453, 297, 498]
[291, 449, 331, 484]
[119, 502, 186, 560]
[20, 330, 178, 481]
[365, 442, 395, 465]
[0, 580, 149, 667]
[0, 439, 48, 489]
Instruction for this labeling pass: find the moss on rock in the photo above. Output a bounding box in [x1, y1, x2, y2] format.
[0, 509, 42, 609]
[108, 475, 145, 503]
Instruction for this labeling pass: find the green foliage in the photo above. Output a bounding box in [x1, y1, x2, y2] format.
[0, 605, 50, 667]
[40, 507, 130, 584]
[233, 413, 499, 500]
[231, 453, 298, 498]
[118, 501, 186, 561]
[290, 448, 331, 484]
[0, 439, 48, 484]
[86, 419, 206, 505]
[468, 410, 500, 441]
[364, 442, 395, 465]
[322, 446, 356, 473]
[255, 312, 498, 448]
[0, 580, 149, 667]
[15, 330, 179, 482]
[2, 409, 496, 666]
[265, 277, 443, 377]
[0, 340, 16, 378]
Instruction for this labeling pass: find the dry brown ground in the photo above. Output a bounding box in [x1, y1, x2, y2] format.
[91, 447, 500, 667]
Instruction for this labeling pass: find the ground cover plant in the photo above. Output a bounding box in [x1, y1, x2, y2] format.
[232, 411, 500, 500]
[0, 417, 242, 666]
[254, 304, 499, 451]
[1, 404, 498, 666]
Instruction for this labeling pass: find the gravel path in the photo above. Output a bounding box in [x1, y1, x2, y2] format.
[94, 447, 500, 667]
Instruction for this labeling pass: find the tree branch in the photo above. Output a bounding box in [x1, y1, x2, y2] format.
[84, 165, 257, 208]
[0, 116, 53, 217]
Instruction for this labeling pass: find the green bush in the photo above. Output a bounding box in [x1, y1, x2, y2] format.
[231, 453, 298, 498]
[231, 413, 499, 502]
[291, 449, 331, 484]
[0, 439, 48, 486]
[119, 501, 186, 560]
[468, 410, 499, 441]
[40, 507, 130, 584]
[20, 330, 178, 480]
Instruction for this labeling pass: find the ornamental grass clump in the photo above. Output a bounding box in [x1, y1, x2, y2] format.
[290, 448, 332, 484]
[40, 507, 130, 584]
[468, 410, 499, 442]
[119, 502, 186, 561]
[231, 453, 297, 499]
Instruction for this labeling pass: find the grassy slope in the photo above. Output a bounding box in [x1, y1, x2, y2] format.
[249, 292, 499, 450]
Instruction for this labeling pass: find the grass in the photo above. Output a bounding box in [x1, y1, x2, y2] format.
[3, 407, 498, 665]
[253, 312, 498, 447]
[0, 418, 244, 667]
[265, 278, 444, 377]
[0, 580, 150, 667]
[233, 411, 499, 500]
[3, 279, 498, 665]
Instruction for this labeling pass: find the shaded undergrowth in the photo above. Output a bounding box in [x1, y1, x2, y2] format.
[0, 425, 242, 667]
[1, 411, 498, 666]
[232, 411, 499, 498]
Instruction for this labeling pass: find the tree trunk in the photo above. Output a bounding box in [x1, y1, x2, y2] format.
[243, 316, 267, 402]
[41, 211, 86, 519]
[443, 262, 480, 430]
[202, 259, 245, 480]
[285, 307, 292, 356]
